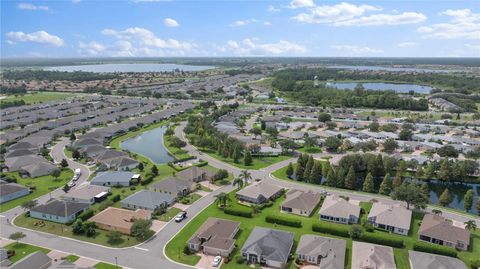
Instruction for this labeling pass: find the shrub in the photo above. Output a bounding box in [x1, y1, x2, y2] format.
[130, 186, 136, 191]
[312, 222, 350, 237]
[413, 242, 457, 257]
[141, 176, 154, 185]
[78, 209, 94, 221]
[349, 225, 364, 239]
[224, 207, 253, 218]
[265, 215, 302, 228]
[235, 256, 244, 264]
[111, 194, 121, 202]
[183, 245, 193, 255]
[360, 233, 404, 248]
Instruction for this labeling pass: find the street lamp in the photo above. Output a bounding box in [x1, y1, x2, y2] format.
[115, 257, 118, 269]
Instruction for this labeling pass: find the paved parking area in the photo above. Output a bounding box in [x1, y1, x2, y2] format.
[200, 181, 220, 191]
[74, 257, 98, 268]
[196, 190, 209, 197]
[151, 220, 167, 232]
[173, 202, 190, 211]
[47, 250, 70, 261]
[195, 254, 223, 269]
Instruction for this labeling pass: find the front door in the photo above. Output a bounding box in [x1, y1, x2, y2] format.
[249, 254, 258, 264]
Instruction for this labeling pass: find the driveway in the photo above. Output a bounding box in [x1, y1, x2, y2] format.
[195, 254, 223, 269]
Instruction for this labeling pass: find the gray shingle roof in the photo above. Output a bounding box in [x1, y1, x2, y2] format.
[282, 189, 321, 212]
[90, 171, 134, 185]
[408, 250, 467, 269]
[121, 190, 175, 209]
[296, 235, 346, 269]
[0, 183, 28, 196]
[241, 227, 294, 264]
[10, 251, 51, 269]
[31, 199, 89, 217]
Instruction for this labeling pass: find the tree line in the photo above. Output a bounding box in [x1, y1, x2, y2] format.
[2, 70, 120, 82]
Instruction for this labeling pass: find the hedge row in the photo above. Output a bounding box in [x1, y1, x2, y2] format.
[312, 222, 350, 237]
[224, 207, 253, 218]
[360, 233, 404, 248]
[265, 215, 302, 228]
[413, 242, 458, 257]
[78, 209, 94, 221]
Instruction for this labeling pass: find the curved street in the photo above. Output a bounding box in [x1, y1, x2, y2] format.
[0, 122, 477, 269]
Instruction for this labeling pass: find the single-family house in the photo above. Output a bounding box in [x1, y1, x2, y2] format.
[10, 251, 51, 269]
[62, 185, 110, 205]
[121, 190, 176, 211]
[418, 214, 470, 251]
[90, 171, 135, 187]
[104, 156, 139, 171]
[73, 138, 103, 149]
[89, 207, 151, 234]
[241, 227, 294, 268]
[352, 242, 396, 269]
[281, 189, 321, 217]
[30, 199, 89, 224]
[20, 161, 59, 178]
[296, 235, 346, 268]
[0, 183, 30, 204]
[319, 195, 360, 224]
[151, 177, 197, 197]
[176, 166, 215, 183]
[408, 250, 467, 269]
[367, 203, 412, 235]
[236, 181, 284, 204]
[188, 218, 240, 257]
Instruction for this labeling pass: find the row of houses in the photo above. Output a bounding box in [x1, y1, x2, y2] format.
[4, 250, 92, 269]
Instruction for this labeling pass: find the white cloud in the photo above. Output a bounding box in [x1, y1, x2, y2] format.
[17, 3, 49, 11]
[267, 5, 280, 12]
[264, 21, 272, 26]
[230, 19, 257, 27]
[220, 38, 307, 56]
[292, 2, 425, 26]
[331, 45, 383, 55]
[334, 12, 426, 26]
[417, 9, 480, 39]
[398, 42, 416, 47]
[6, 31, 64, 46]
[164, 18, 179, 27]
[80, 27, 195, 56]
[289, 0, 315, 9]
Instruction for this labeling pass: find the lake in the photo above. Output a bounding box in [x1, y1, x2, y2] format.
[45, 63, 214, 73]
[120, 126, 174, 164]
[325, 65, 458, 73]
[325, 82, 433, 94]
[428, 181, 479, 215]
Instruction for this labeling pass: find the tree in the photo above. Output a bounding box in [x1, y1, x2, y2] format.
[260, 120, 266, 130]
[9, 232, 26, 244]
[233, 147, 241, 163]
[138, 162, 144, 172]
[392, 174, 403, 190]
[369, 122, 380, 132]
[286, 163, 294, 178]
[280, 140, 297, 154]
[170, 137, 186, 149]
[383, 138, 398, 153]
[21, 200, 38, 211]
[164, 128, 174, 136]
[420, 183, 430, 198]
[391, 182, 428, 210]
[72, 219, 85, 234]
[151, 165, 159, 176]
[362, 173, 375, 193]
[424, 163, 435, 180]
[233, 177, 244, 190]
[437, 145, 458, 158]
[318, 112, 331, 122]
[106, 231, 123, 244]
[379, 173, 392, 195]
[464, 220, 477, 231]
[130, 219, 153, 240]
[295, 161, 304, 181]
[215, 192, 228, 207]
[345, 166, 356, 190]
[251, 127, 262, 139]
[84, 222, 97, 237]
[72, 149, 80, 160]
[439, 188, 452, 207]
[399, 128, 413, 141]
[51, 169, 61, 180]
[303, 155, 314, 181]
[244, 151, 252, 166]
[349, 225, 363, 239]
[325, 136, 342, 152]
[60, 158, 69, 168]
[397, 160, 407, 177]
[464, 189, 474, 212]
[438, 160, 451, 182]
[415, 165, 424, 179]
[310, 161, 322, 184]
[304, 136, 317, 149]
[325, 166, 337, 187]
[70, 132, 76, 142]
[239, 170, 252, 185]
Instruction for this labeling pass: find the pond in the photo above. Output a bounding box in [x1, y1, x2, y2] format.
[325, 82, 432, 94]
[427, 180, 479, 215]
[120, 126, 174, 164]
[45, 63, 214, 73]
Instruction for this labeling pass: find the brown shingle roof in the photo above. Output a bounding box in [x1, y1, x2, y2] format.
[418, 214, 470, 244]
[89, 207, 151, 231]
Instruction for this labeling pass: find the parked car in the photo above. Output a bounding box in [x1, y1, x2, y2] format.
[67, 181, 76, 188]
[174, 211, 187, 222]
[212, 256, 222, 267]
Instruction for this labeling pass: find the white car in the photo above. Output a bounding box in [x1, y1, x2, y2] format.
[212, 256, 222, 267]
[67, 181, 76, 188]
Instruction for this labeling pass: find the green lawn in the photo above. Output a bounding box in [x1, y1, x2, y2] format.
[0, 92, 80, 105]
[164, 135, 192, 160]
[157, 207, 182, 222]
[5, 242, 50, 263]
[94, 262, 122, 269]
[0, 169, 74, 212]
[180, 193, 202, 205]
[297, 146, 322, 154]
[200, 148, 292, 170]
[200, 185, 213, 192]
[65, 255, 80, 263]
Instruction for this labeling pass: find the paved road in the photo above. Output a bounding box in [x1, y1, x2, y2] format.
[1, 122, 477, 269]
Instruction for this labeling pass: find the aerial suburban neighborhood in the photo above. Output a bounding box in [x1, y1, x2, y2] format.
[1, 1, 480, 269]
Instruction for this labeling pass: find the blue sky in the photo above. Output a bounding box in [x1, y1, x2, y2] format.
[1, 0, 479, 57]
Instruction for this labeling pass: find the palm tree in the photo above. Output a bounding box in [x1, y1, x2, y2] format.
[233, 177, 244, 190]
[464, 220, 477, 231]
[239, 170, 252, 185]
[215, 192, 228, 208]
